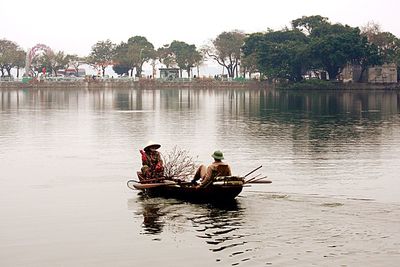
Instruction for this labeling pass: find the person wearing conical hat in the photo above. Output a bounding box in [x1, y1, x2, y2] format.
[192, 150, 232, 188]
[140, 141, 164, 179]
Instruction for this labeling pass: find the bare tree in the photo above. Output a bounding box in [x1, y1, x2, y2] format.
[162, 146, 198, 180]
[361, 21, 382, 42]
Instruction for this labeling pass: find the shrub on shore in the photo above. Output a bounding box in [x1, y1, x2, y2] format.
[279, 79, 336, 90]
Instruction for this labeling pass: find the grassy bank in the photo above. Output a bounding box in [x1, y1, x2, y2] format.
[278, 79, 400, 90]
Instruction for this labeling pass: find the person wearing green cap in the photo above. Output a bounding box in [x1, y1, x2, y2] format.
[191, 150, 232, 187]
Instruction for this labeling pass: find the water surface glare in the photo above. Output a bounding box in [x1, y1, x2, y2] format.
[1, 88, 400, 266]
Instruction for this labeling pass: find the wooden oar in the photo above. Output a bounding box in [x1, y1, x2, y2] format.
[245, 176, 272, 184]
[244, 165, 263, 178]
[244, 173, 261, 184]
[248, 179, 272, 184]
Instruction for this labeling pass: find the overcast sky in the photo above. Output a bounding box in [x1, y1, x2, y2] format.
[2, 0, 399, 56]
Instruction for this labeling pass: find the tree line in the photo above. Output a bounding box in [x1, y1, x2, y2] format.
[243, 16, 400, 81]
[1, 15, 399, 81]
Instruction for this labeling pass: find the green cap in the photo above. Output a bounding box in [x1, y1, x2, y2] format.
[211, 150, 224, 160]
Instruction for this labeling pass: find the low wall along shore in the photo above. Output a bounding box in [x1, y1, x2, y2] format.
[1, 79, 399, 90]
[0, 79, 265, 90]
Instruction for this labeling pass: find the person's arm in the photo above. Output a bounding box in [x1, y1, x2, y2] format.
[197, 165, 214, 188]
[140, 150, 148, 165]
[227, 165, 232, 176]
[205, 165, 213, 179]
[155, 152, 163, 170]
[158, 156, 164, 167]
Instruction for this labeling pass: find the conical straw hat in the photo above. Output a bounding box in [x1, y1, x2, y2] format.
[144, 141, 161, 151]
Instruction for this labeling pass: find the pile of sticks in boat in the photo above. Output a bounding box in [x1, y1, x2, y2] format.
[243, 165, 272, 184]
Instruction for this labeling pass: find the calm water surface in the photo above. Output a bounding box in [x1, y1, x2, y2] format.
[1, 88, 400, 266]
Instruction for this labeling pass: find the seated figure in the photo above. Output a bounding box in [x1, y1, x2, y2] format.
[140, 141, 164, 180]
[192, 150, 232, 188]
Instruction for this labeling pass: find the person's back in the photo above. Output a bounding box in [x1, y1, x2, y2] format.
[216, 163, 231, 176]
[207, 161, 231, 178]
[194, 150, 231, 188]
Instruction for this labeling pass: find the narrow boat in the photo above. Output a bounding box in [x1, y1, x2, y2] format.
[127, 165, 271, 203]
[127, 174, 245, 203]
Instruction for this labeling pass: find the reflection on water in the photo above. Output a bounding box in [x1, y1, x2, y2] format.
[137, 195, 166, 235]
[2, 88, 400, 120]
[1, 88, 400, 202]
[129, 193, 255, 265]
[189, 201, 246, 253]
[2, 87, 400, 266]
[130, 193, 244, 239]
[3, 88, 399, 114]
[128, 192, 400, 266]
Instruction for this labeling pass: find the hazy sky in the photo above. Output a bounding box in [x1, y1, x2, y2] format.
[2, 0, 399, 56]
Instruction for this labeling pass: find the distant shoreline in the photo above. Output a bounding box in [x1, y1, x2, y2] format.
[0, 79, 266, 90]
[1, 80, 399, 90]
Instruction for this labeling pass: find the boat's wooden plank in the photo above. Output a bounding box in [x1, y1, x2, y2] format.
[127, 180, 176, 190]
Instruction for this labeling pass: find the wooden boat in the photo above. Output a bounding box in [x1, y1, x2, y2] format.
[127, 165, 271, 203]
[127, 174, 245, 203]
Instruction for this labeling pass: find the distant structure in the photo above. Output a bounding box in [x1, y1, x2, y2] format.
[57, 68, 86, 77]
[159, 68, 179, 80]
[368, 63, 397, 83]
[341, 64, 363, 82]
[341, 63, 398, 83]
[25, 44, 53, 76]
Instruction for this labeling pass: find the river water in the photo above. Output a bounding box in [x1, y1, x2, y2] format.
[1, 88, 400, 266]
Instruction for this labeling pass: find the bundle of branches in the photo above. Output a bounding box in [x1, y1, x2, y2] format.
[162, 146, 198, 180]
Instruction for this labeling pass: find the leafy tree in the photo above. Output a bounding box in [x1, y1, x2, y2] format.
[243, 30, 309, 81]
[361, 22, 400, 63]
[242, 33, 265, 78]
[193, 50, 204, 78]
[53, 52, 71, 75]
[157, 45, 176, 68]
[0, 39, 24, 77]
[89, 39, 116, 76]
[14, 49, 26, 78]
[170, 41, 202, 78]
[361, 21, 400, 81]
[244, 16, 382, 82]
[32, 51, 70, 76]
[240, 53, 258, 78]
[67, 55, 85, 76]
[205, 30, 245, 78]
[126, 36, 155, 77]
[358, 43, 382, 81]
[113, 42, 134, 76]
[112, 63, 130, 76]
[309, 24, 371, 80]
[291, 15, 329, 35]
[113, 36, 156, 77]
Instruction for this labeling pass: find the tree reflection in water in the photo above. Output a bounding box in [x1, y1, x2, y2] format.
[130, 194, 248, 254]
